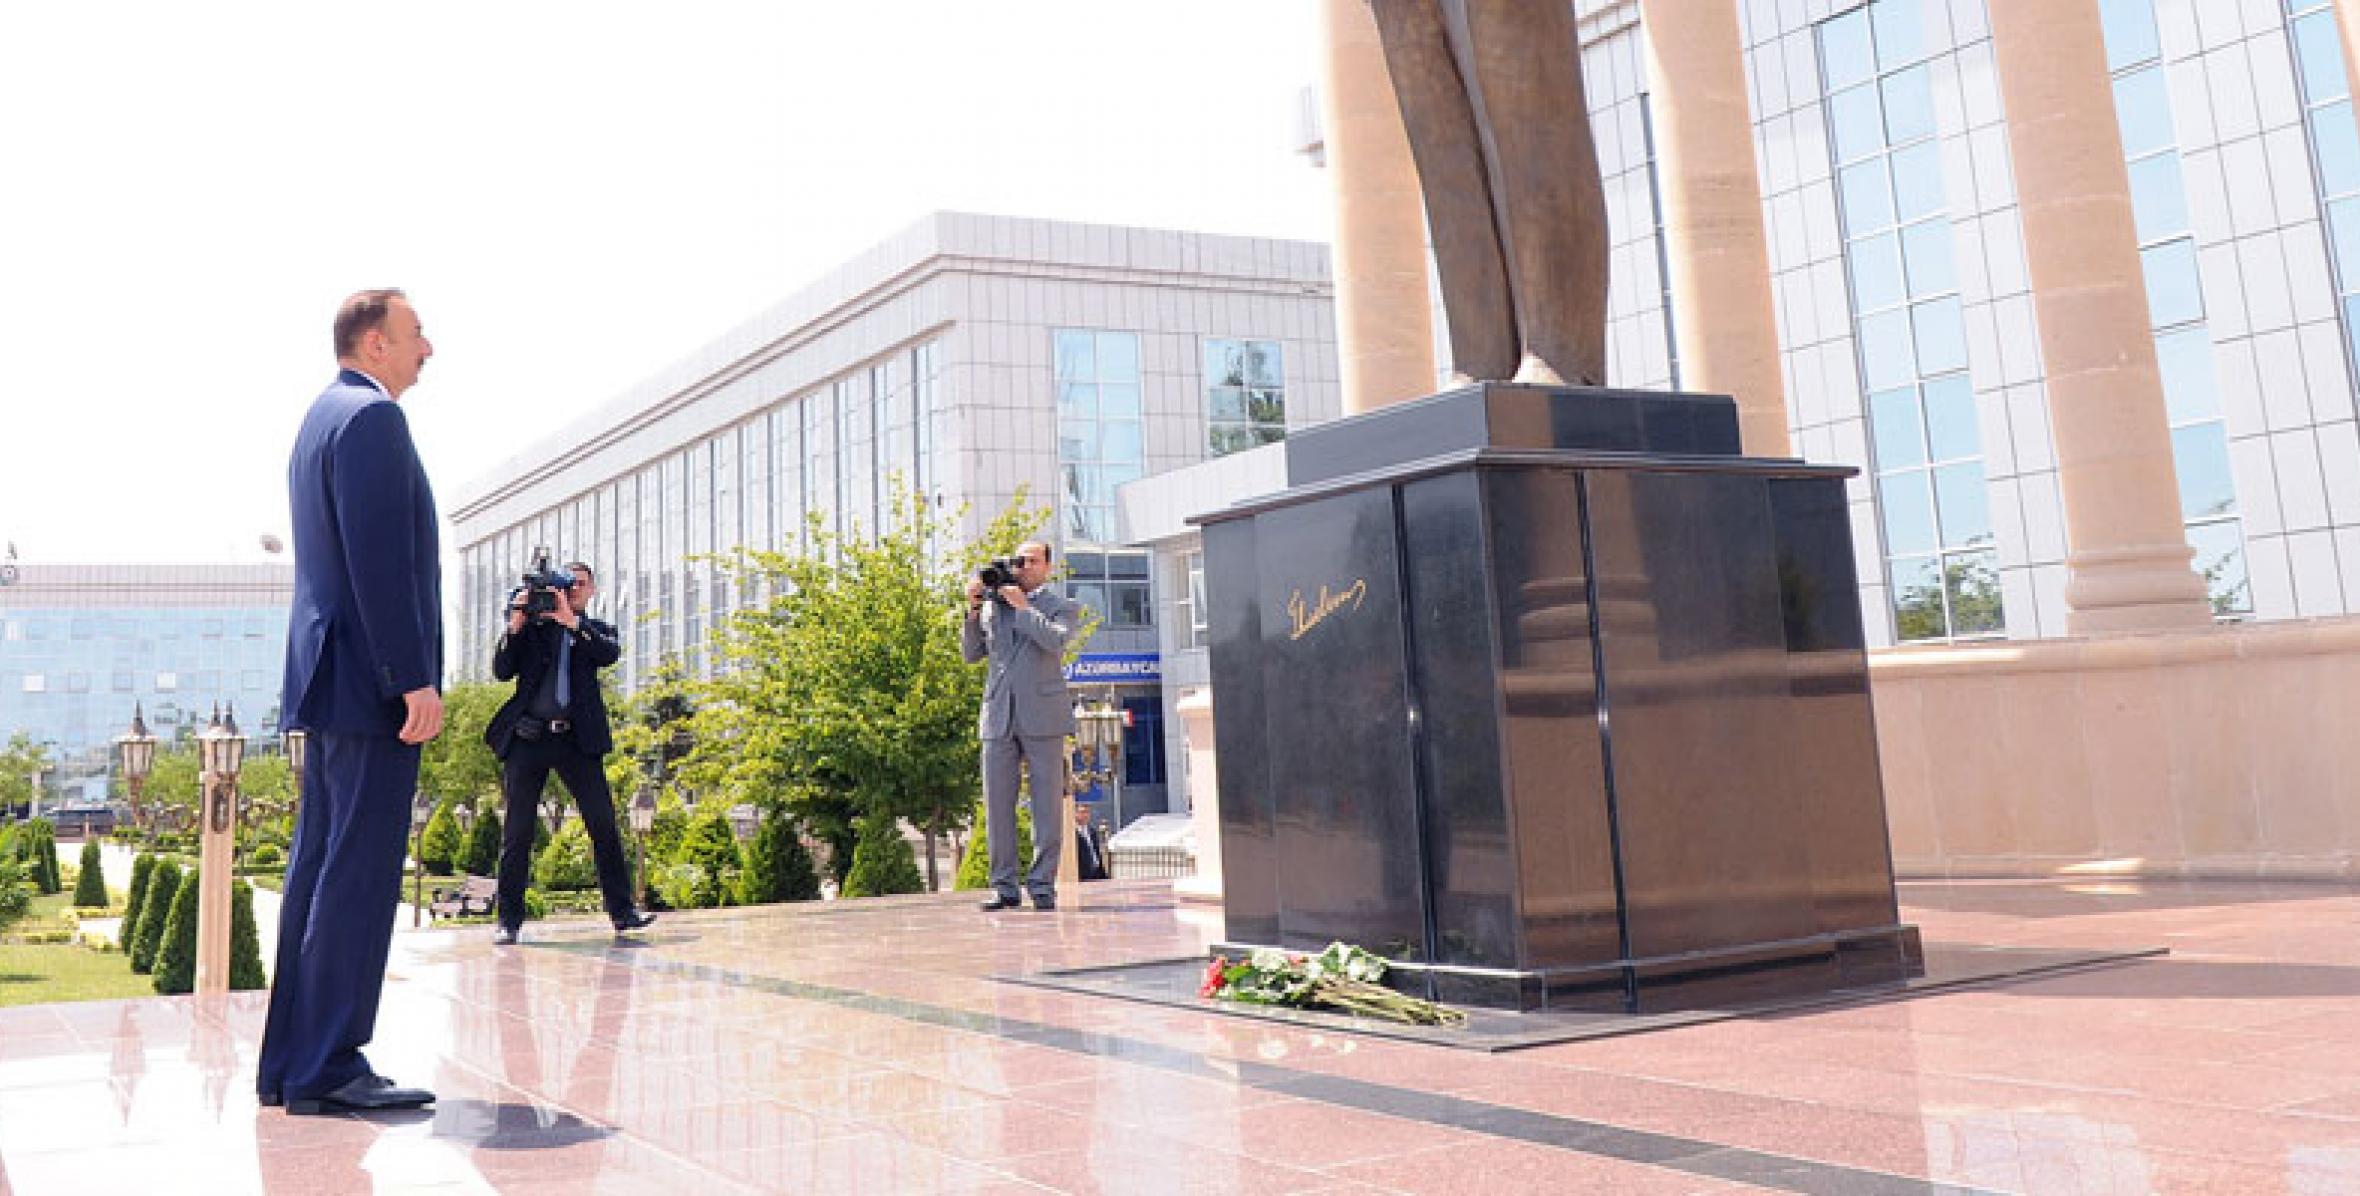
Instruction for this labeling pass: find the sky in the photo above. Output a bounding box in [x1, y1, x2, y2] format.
[0, 2, 1333, 566]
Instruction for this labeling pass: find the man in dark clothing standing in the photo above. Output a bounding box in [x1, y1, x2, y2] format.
[483, 562, 654, 944]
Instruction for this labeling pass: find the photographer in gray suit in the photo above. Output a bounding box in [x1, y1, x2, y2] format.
[961, 540, 1079, 911]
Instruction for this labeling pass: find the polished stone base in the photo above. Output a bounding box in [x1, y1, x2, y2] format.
[1197, 384, 1920, 1013]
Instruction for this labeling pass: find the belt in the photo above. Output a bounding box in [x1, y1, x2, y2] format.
[546, 718, 573, 735]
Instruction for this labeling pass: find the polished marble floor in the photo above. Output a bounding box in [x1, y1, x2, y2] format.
[6, 877, 2360, 1194]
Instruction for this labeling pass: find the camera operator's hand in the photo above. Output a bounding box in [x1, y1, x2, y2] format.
[549, 587, 580, 630]
[997, 584, 1030, 611]
[963, 577, 987, 610]
[507, 605, 528, 635]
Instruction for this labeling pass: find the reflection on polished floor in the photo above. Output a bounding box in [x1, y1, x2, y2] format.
[7, 878, 2360, 1193]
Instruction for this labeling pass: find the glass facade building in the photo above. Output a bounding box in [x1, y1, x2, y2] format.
[0, 563, 292, 803]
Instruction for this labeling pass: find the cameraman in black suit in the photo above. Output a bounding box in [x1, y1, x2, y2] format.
[483, 560, 654, 945]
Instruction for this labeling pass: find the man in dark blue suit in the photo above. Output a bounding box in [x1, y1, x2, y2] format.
[483, 561, 654, 944]
[257, 289, 445, 1116]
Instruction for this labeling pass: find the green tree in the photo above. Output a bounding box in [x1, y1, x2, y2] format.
[72, 839, 107, 907]
[419, 798, 462, 876]
[953, 798, 1034, 892]
[680, 488, 1067, 892]
[417, 681, 510, 806]
[229, 879, 266, 990]
[532, 819, 598, 891]
[152, 869, 200, 995]
[122, 853, 157, 945]
[458, 801, 503, 876]
[131, 858, 182, 974]
[664, 807, 742, 909]
[0, 733, 53, 818]
[0, 856, 30, 936]
[739, 807, 820, 904]
[14, 819, 60, 894]
[841, 811, 924, 899]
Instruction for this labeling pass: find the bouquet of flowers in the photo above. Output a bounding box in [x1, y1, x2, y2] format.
[1198, 942, 1467, 1027]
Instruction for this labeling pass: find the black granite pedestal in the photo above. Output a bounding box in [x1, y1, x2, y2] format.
[1192, 383, 1923, 1013]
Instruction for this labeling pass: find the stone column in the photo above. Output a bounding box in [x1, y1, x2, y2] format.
[1984, 0, 2211, 634]
[1319, 0, 1440, 413]
[1639, 0, 1793, 457]
[1169, 689, 1225, 904]
[195, 772, 235, 995]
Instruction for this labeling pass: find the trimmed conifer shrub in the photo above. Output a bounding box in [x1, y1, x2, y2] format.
[458, 802, 502, 876]
[229, 879, 266, 990]
[419, 798, 461, 876]
[72, 839, 107, 907]
[121, 853, 157, 947]
[840, 812, 923, 899]
[131, 858, 183, 974]
[152, 869, 200, 995]
[532, 820, 598, 891]
[662, 809, 742, 909]
[953, 798, 1033, 892]
[0, 856, 30, 936]
[739, 809, 820, 904]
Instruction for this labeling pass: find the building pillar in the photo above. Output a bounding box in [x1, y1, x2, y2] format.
[1319, 0, 1440, 414]
[1984, 0, 2211, 634]
[1639, 0, 1793, 456]
[1170, 688, 1225, 904]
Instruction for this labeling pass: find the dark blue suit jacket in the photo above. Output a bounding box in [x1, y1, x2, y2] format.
[485, 615, 622, 758]
[280, 370, 443, 737]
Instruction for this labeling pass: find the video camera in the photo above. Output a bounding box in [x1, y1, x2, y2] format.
[512, 549, 575, 619]
[976, 557, 1018, 596]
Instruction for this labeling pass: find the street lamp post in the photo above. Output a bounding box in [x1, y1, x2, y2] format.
[630, 787, 655, 911]
[409, 794, 435, 928]
[194, 704, 246, 996]
[115, 705, 158, 839]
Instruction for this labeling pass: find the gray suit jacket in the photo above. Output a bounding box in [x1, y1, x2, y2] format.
[962, 586, 1080, 740]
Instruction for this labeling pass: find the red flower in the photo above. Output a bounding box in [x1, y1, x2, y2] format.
[1199, 958, 1229, 998]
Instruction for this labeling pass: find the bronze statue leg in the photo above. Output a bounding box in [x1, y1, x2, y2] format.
[1443, 0, 1610, 386]
[1368, 0, 1518, 382]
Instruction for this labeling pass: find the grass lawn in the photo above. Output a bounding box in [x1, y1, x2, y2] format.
[0, 944, 153, 1007]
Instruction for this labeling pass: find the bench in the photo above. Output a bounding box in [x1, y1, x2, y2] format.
[428, 875, 498, 919]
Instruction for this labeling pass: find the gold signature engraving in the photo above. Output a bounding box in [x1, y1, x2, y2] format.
[1286, 578, 1369, 641]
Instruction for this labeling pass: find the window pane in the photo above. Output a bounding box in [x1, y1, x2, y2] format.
[1246, 341, 1284, 387]
[2099, 0, 2161, 72]
[2189, 518, 2252, 613]
[1246, 388, 1286, 426]
[1870, 0, 1925, 67]
[1830, 84, 1885, 162]
[1101, 420, 1142, 465]
[1911, 297, 1967, 375]
[1859, 308, 1916, 390]
[1922, 374, 1982, 460]
[1900, 220, 1956, 295]
[1870, 387, 1928, 470]
[2155, 325, 2220, 423]
[2170, 421, 2238, 519]
[1881, 66, 1936, 145]
[1070, 581, 1109, 621]
[1840, 161, 1896, 234]
[2296, 12, 2350, 107]
[1059, 382, 1096, 420]
[2127, 153, 2190, 243]
[1821, 8, 1875, 90]
[1890, 555, 1946, 641]
[1107, 551, 1150, 579]
[1209, 387, 1247, 421]
[1205, 340, 1244, 386]
[1054, 331, 1094, 380]
[2141, 238, 2205, 327]
[1113, 582, 1153, 627]
[2317, 100, 2360, 197]
[1943, 550, 2005, 635]
[1933, 462, 1994, 545]
[1880, 471, 1940, 556]
[1890, 141, 1946, 223]
[2330, 200, 2360, 281]
[1099, 383, 1141, 420]
[2113, 67, 2176, 159]
[1850, 232, 1906, 311]
[1059, 422, 1092, 462]
[1096, 333, 1140, 381]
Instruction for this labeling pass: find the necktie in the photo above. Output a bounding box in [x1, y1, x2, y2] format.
[554, 631, 573, 710]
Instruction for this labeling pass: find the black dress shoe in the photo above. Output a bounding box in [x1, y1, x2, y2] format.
[612, 910, 657, 934]
[492, 925, 519, 946]
[258, 1091, 282, 1108]
[1032, 898, 1057, 912]
[285, 1073, 434, 1116]
[978, 895, 1021, 911]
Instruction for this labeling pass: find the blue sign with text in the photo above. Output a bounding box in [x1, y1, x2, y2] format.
[1064, 652, 1161, 684]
